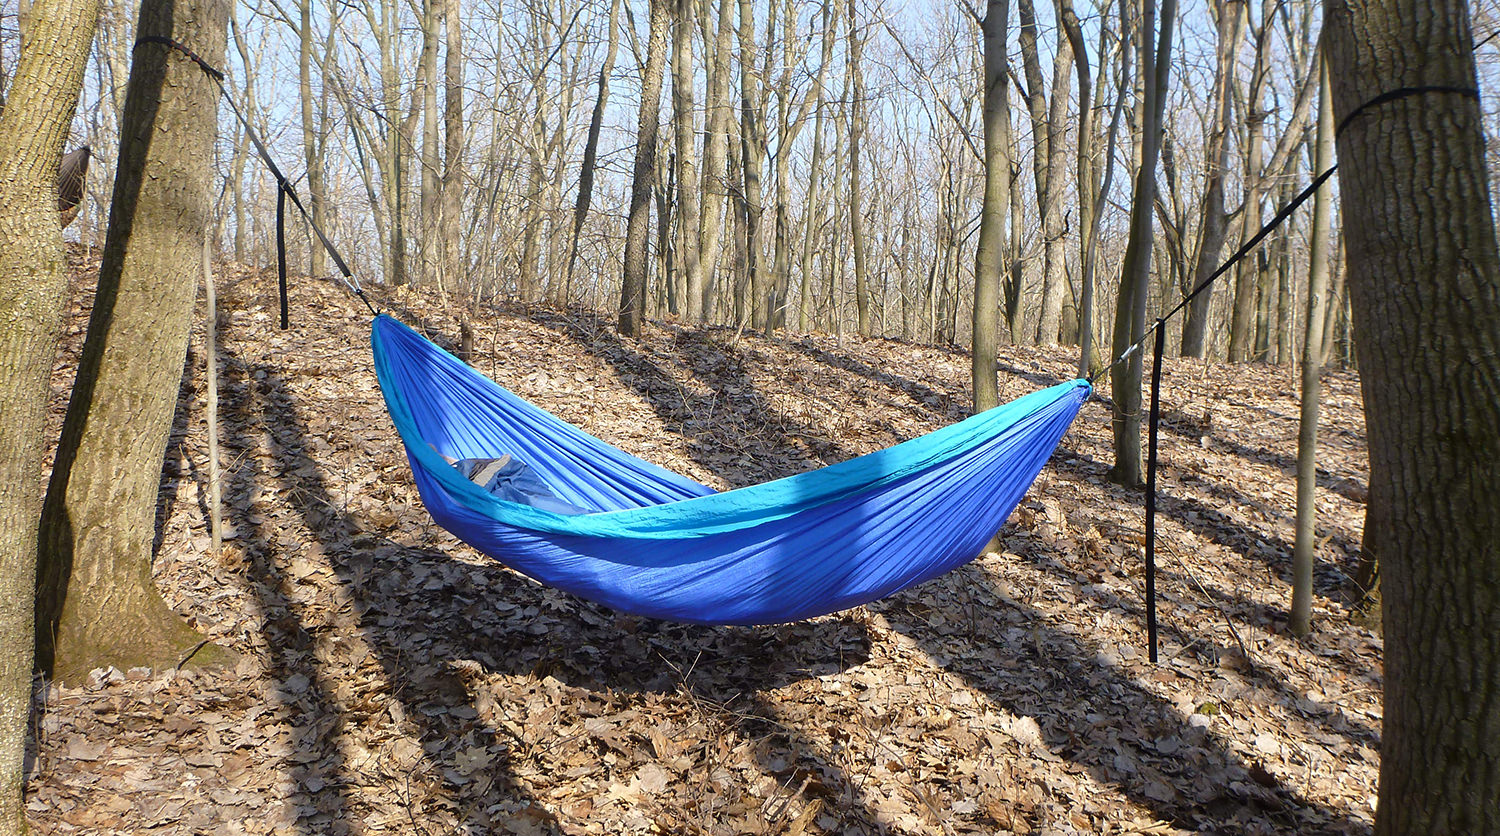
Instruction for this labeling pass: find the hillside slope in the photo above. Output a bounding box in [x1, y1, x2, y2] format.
[29, 256, 1378, 835]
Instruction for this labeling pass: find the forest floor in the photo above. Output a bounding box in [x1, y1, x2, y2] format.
[27, 252, 1380, 835]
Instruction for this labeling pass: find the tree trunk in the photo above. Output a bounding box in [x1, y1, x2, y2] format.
[381, 0, 408, 285]
[1057, 0, 1094, 373]
[1180, 0, 1245, 357]
[620, 0, 669, 337]
[1325, 1, 1500, 829]
[695, 0, 734, 322]
[1004, 113, 1025, 343]
[1228, 0, 1273, 362]
[565, 0, 622, 300]
[419, 0, 441, 290]
[1290, 58, 1333, 639]
[36, 0, 231, 685]
[738, 0, 768, 328]
[671, 0, 701, 323]
[1108, 0, 1174, 487]
[847, 0, 870, 336]
[973, 0, 1011, 412]
[297, 0, 326, 277]
[0, 0, 100, 824]
[441, 0, 464, 294]
[1018, 0, 1073, 347]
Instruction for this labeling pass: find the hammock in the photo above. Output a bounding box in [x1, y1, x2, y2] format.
[372, 314, 1089, 625]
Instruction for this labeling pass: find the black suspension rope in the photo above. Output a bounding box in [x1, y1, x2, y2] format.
[1144, 321, 1165, 664]
[1094, 81, 1480, 663]
[133, 36, 378, 325]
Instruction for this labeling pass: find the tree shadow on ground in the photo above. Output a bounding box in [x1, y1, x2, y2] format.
[530, 316, 1372, 833]
[210, 314, 887, 833]
[785, 337, 968, 421]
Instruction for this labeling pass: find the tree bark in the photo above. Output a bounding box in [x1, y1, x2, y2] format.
[1228, 0, 1273, 362]
[1179, 0, 1245, 357]
[738, 0, 768, 327]
[973, 0, 1011, 412]
[0, 0, 100, 824]
[1018, 0, 1073, 346]
[671, 0, 702, 324]
[1325, 0, 1500, 830]
[1290, 58, 1333, 639]
[297, 0, 327, 277]
[419, 0, 441, 290]
[35, 0, 232, 685]
[695, 0, 734, 321]
[565, 0, 622, 301]
[1108, 0, 1174, 487]
[797, 0, 835, 332]
[620, 0, 669, 337]
[441, 0, 464, 294]
[847, 0, 870, 336]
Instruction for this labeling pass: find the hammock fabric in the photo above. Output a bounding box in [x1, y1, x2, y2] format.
[372, 315, 1089, 625]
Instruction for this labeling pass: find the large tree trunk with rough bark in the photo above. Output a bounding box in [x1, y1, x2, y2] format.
[0, 0, 100, 824]
[1325, 0, 1500, 831]
[35, 0, 232, 685]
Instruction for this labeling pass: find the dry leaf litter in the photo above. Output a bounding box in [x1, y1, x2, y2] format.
[27, 250, 1380, 835]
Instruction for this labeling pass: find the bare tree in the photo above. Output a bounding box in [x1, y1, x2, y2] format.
[36, 0, 231, 683]
[848, 0, 871, 335]
[0, 0, 101, 824]
[1179, 0, 1245, 358]
[1290, 56, 1333, 638]
[1108, 0, 1175, 487]
[1325, 0, 1500, 829]
[621, 0, 670, 336]
[442, 0, 464, 292]
[566, 0, 623, 297]
[972, 0, 1011, 411]
[1016, 0, 1073, 346]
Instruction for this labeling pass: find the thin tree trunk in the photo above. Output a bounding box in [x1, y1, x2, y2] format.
[202, 228, 222, 552]
[441, 0, 464, 294]
[696, 0, 733, 321]
[738, 0, 767, 327]
[1228, 0, 1273, 362]
[1180, 0, 1245, 357]
[566, 0, 622, 300]
[847, 0, 870, 336]
[621, 0, 669, 336]
[1290, 57, 1333, 638]
[1058, 0, 1094, 373]
[1018, 0, 1073, 346]
[419, 0, 441, 289]
[1108, 0, 1174, 487]
[298, 0, 326, 276]
[973, 0, 1011, 412]
[671, 0, 702, 323]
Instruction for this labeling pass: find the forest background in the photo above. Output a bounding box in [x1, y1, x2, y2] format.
[12, 0, 1498, 362]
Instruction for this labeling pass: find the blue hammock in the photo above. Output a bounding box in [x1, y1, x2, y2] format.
[372, 315, 1089, 625]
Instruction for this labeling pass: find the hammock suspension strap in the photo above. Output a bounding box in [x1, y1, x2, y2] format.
[133, 36, 378, 326]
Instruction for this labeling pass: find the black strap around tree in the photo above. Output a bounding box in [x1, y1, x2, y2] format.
[1101, 80, 1483, 663]
[1088, 164, 1337, 664]
[132, 35, 378, 327]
